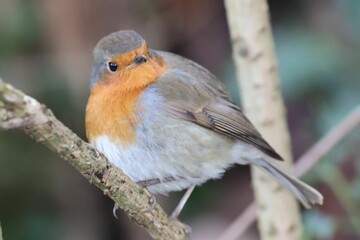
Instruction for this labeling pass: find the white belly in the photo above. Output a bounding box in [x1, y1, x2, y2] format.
[92, 88, 263, 194]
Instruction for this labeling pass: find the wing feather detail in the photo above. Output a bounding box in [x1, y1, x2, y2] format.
[152, 51, 283, 161]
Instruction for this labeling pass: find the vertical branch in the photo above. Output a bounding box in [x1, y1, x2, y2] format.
[0, 222, 3, 240]
[224, 0, 303, 239]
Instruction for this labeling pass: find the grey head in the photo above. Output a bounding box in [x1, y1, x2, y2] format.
[90, 30, 146, 87]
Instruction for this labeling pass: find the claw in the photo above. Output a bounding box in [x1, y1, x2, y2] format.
[113, 203, 119, 219]
[169, 217, 192, 238]
[143, 194, 157, 212]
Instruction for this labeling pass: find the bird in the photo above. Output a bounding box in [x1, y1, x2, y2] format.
[85, 30, 323, 218]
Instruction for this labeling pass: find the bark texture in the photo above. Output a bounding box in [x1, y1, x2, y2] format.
[0, 222, 3, 240]
[224, 0, 303, 239]
[0, 79, 188, 240]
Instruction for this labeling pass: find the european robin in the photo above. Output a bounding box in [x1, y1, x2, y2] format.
[85, 30, 323, 217]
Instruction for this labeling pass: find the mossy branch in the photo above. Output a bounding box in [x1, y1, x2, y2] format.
[0, 78, 188, 240]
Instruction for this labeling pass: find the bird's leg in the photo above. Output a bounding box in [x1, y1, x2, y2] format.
[137, 178, 162, 187]
[136, 176, 175, 187]
[170, 185, 196, 219]
[137, 177, 194, 216]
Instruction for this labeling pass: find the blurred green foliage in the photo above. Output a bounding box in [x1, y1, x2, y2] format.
[0, 0, 41, 57]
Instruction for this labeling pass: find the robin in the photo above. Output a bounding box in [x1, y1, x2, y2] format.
[85, 30, 323, 218]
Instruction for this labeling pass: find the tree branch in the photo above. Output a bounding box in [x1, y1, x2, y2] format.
[217, 104, 360, 240]
[0, 78, 188, 240]
[225, 0, 302, 239]
[295, 105, 360, 176]
[0, 221, 3, 240]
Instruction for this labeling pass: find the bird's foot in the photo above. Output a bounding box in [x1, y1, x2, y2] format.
[142, 194, 157, 213]
[112, 203, 119, 219]
[169, 216, 192, 239]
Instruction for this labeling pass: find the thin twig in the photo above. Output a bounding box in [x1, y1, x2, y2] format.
[217, 104, 360, 240]
[321, 164, 360, 237]
[217, 203, 257, 240]
[295, 105, 360, 176]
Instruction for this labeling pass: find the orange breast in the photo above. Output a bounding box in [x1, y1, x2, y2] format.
[85, 83, 142, 145]
[85, 54, 167, 146]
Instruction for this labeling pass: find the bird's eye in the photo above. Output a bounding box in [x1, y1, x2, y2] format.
[108, 62, 118, 72]
[134, 55, 147, 64]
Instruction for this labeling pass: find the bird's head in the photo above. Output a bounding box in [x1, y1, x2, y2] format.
[90, 30, 165, 91]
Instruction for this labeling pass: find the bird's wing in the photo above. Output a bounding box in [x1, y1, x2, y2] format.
[152, 51, 283, 161]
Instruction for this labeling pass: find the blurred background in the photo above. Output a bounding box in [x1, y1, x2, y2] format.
[0, 0, 360, 239]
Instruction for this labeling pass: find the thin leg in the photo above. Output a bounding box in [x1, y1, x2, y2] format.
[171, 185, 196, 219]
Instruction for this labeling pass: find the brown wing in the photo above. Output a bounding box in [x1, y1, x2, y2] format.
[152, 50, 283, 161]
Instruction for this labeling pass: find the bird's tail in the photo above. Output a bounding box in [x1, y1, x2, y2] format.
[253, 158, 323, 208]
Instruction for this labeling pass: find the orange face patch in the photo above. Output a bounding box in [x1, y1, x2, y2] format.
[85, 44, 167, 146]
[110, 42, 149, 70]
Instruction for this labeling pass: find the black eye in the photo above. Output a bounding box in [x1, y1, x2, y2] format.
[134, 55, 147, 64]
[108, 62, 118, 72]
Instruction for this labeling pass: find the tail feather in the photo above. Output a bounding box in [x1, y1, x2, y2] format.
[254, 158, 323, 208]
